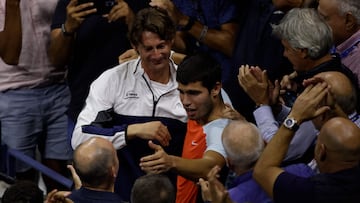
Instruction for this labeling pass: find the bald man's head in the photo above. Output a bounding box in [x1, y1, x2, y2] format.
[315, 117, 360, 172]
[222, 120, 264, 172]
[315, 71, 357, 114]
[73, 137, 119, 188]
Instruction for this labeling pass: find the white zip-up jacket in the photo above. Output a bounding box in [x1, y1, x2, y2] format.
[72, 58, 187, 149]
[72, 58, 188, 200]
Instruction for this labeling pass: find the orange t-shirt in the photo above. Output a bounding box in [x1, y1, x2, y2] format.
[176, 120, 206, 203]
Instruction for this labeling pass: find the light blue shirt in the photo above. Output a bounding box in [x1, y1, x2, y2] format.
[253, 105, 318, 161]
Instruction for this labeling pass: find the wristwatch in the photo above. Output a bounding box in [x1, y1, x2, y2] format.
[283, 117, 299, 131]
[61, 23, 74, 37]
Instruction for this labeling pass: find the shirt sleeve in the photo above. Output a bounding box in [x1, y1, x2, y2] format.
[254, 105, 318, 161]
[72, 69, 127, 150]
[253, 105, 279, 143]
[273, 171, 315, 203]
[204, 120, 227, 158]
[285, 121, 318, 161]
[276, 104, 291, 122]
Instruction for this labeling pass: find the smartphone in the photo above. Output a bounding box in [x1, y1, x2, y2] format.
[282, 91, 297, 107]
[78, 0, 116, 15]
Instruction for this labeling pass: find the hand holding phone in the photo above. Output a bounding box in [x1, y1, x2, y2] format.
[78, 0, 116, 15]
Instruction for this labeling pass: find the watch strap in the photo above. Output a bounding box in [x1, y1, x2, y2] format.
[61, 23, 74, 37]
[291, 122, 299, 131]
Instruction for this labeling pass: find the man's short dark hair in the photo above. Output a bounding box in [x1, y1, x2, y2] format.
[176, 52, 222, 92]
[131, 174, 175, 203]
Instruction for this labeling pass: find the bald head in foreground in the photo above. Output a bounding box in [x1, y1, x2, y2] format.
[69, 137, 122, 202]
[73, 137, 119, 190]
[315, 117, 360, 173]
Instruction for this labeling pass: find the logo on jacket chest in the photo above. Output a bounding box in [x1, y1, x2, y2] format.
[124, 91, 139, 99]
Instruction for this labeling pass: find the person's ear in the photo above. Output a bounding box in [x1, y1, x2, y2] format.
[345, 12, 357, 31]
[300, 48, 309, 59]
[131, 43, 139, 54]
[226, 157, 233, 170]
[211, 82, 222, 97]
[319, 144, 327, 162]
[111, 166, 117, 178]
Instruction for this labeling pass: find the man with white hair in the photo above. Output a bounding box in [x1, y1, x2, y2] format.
[318, 0, 360, 87]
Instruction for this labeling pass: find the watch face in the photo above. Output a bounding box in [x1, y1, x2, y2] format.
[285, 118, 294, 127]
[284, 118, 299, 131]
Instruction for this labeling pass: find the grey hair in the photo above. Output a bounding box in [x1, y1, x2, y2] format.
[222, 122, 264, 170]
[336, 0, 360, 24]
[272, 8, 333, 59]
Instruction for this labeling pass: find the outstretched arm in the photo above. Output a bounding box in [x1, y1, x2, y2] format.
[140, 141, 226, 181]
[253, 82, 330, 198]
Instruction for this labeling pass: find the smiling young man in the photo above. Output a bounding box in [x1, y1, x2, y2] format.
[140, 52, 231, 203]
[71, 7, 187, 201]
